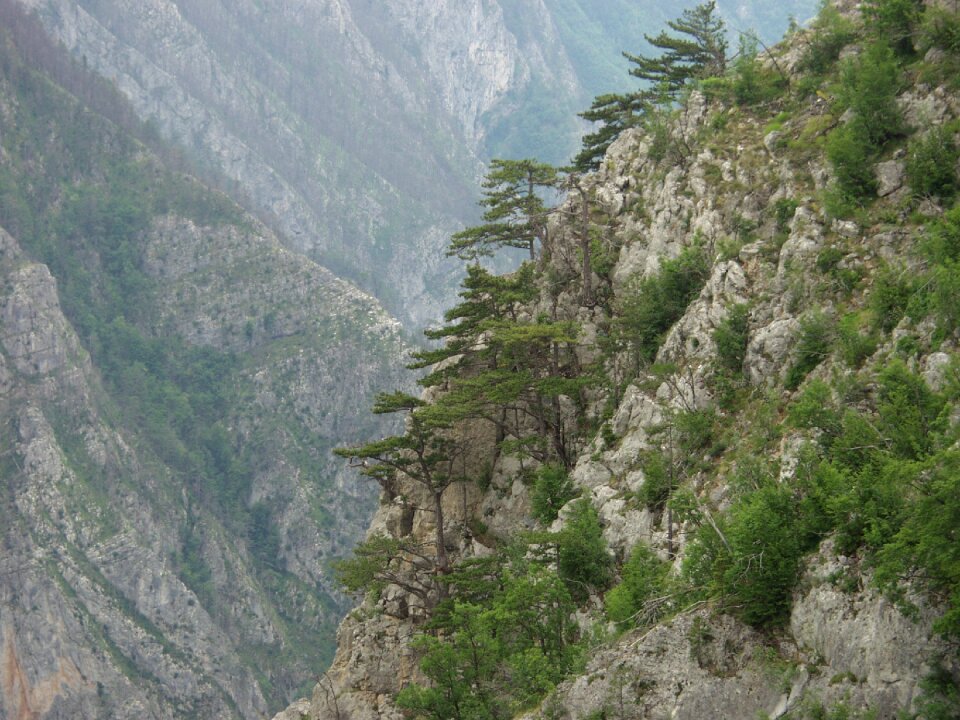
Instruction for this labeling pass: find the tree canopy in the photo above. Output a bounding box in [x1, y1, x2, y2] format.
[447, 159, 558, 262]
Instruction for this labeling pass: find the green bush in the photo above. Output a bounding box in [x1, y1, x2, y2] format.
[799, 2, 857, 75]
[713, 303, 750, 375]
[825, 125, 878, 208]
[773, 198, 799, 233]
[919, 6, 960, 54]
[612, 246, 709, 370]
[906, 126, 959, 199]
[869, 266, 913, 331]
[786, 311, 835, 390]
[838, 41, 905, 148]
[637, 451, 672, 510]
[531, 464, 579, 524]
[605, 543, 670, 629]
[732, 34, 787, 106]
[862, 0, 924, 56]
[837, 313, 878, 367]
[558, 500, 612, 600]
[721, 484, 807, 626]
[924, 202, 960, 264]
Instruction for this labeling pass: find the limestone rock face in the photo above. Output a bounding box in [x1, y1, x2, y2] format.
[278, 6, 960, 717]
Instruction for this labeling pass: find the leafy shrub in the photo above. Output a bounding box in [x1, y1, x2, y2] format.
[773, 197, 799, 233]
[919, 6, 960, 54]
[906, 126, 959, 199]
[721, 483, 808, 626]
[732, 34, 787, 106]
[637, 451, 672, 510]
[786, 311, 835, 390]
[612, 246, 709, 371]
[924, 202, 960, 265]
[714, 303, 751, 375]
[825, 124, 878, 207]
[838, 41, 905, 148]
[930, 260, 960, 337]
[531, 464, 579, 524]
[605, 543, 670, 628]
[837, 313, 878, 367]
[869, 266, 913, 331]
[862, 0, 924, 56]
[558, 500, 612, 599]
[799, 2, 857, 75]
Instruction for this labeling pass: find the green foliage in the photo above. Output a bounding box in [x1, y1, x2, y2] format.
[637, 408, 716, 510]
[773, 198, 799, 233]
[924, 202, 960, 265]
[720, 483, 809, 626]
[686, 354, 959, 631]
[713, 303, 750, 375]
[399, 553, 582, 719]
[840, 41, 906, 148]
[574, 92, 648, 172]
[825, 40, 905, 212]
[636, 451, 673, 511]
[906, 126, 959, 199]
[625, 1, 728, 97]
[608, 246, 709, 373]
[836, 313, 878, 368]
[447, 159, 558, 262]
[732, 33, 787, 106]
[798, 2, 857, 75]
[574, 2, 726, 170]
[785, 311, 835, 390]
[825, 124, 878, 209]
[531, 464, 580, 524]
[915, 661, 960, 720]
[869, 265, 913, 332]
[919, 6, 960, 55]
[862, 0, 924, 56]
[605, 543, 670, 629]
[249, 503, 282, 569]
[781, 361, 960, 639]
[557, 500, 613, 600]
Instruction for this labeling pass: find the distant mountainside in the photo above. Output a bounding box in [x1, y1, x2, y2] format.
[16, 0, 817, 328]
[0, 3, 408, 717]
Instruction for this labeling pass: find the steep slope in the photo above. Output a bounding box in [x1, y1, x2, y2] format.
[280, 2, 960, 718]
[14, 0, 818, 328]
[0, 6, 408, 717]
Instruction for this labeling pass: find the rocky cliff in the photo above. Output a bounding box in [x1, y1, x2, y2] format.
[279, 2, 960, 718]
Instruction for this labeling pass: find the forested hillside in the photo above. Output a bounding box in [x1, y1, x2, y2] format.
[0, 3, 408, 717]
[283, 1, 960, 718]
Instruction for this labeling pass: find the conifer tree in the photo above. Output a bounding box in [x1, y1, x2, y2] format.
[574, 1, 727, 171]
[572, 91, 651, 172]
[447, 159, 558, 262]
[334, 391, 466, 595]
[625, 1, 727, 95]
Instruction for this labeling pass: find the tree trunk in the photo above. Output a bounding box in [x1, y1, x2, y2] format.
[580, 189, 593, 305]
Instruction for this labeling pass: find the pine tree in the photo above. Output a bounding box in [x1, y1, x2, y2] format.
[572, 91, 650, 172]
[447, 159, 558, 262]
[625, 1, 728, 96]
[334, 391, 467, 597]
[573, 2, 727, 172]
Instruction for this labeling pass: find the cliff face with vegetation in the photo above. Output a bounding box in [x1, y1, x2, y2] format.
[0, 5, 409, 717]
[280, 2, 960, 718]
